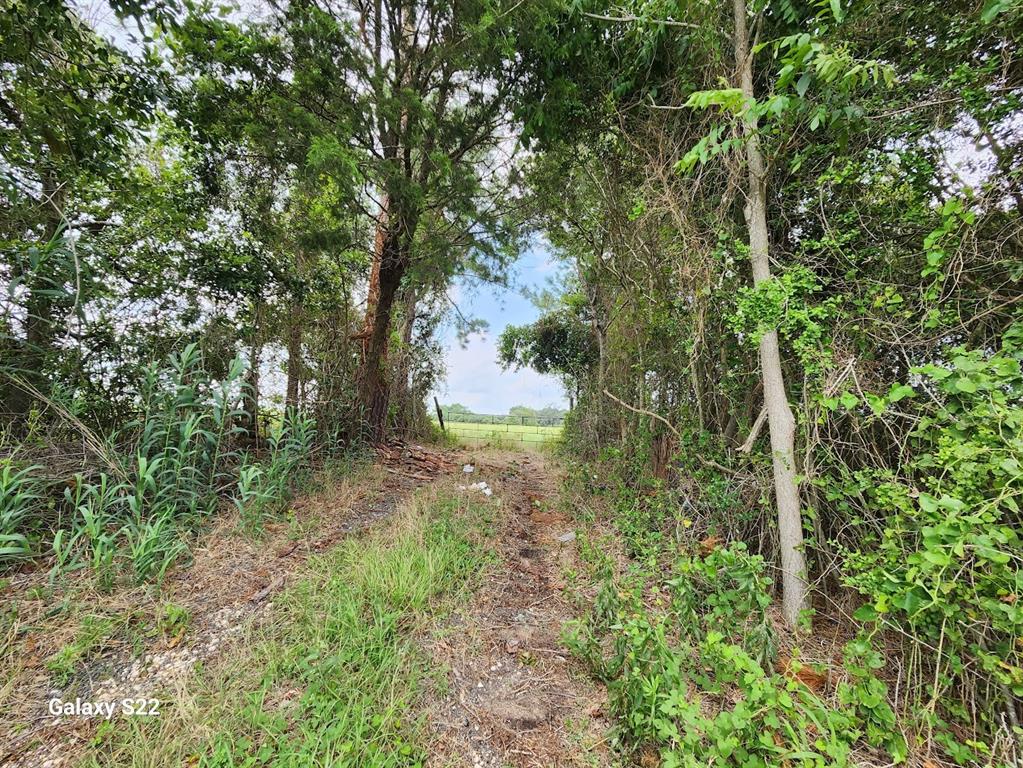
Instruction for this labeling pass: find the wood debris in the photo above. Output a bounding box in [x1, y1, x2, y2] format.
[376, 440, 456, 478]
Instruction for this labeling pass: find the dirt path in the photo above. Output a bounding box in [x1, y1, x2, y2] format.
[427, 450, 611, 768]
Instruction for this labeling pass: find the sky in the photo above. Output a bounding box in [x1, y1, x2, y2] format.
[430, 241, 568, 415]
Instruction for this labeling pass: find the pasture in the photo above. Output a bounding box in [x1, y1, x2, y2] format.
[437, 412, 563, 449]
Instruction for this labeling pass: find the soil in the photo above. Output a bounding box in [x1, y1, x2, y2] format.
[427, 450, 612, 767]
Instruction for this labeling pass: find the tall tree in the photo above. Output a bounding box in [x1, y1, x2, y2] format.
[731, 0, 807, 627]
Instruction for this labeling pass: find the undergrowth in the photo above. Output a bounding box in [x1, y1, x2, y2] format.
[566, 540, 906, 767]
[1, 344, 315, 588]
[562, 428, 1022, 767]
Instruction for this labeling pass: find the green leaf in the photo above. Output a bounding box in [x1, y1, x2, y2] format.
[887, 384, 915, 403]
[954, 376, 978, 393]
[981, 0, 1013, 23]
[865, 393, 885, 416]
[853, 604, 878, 622]
[796, 72, 812, 98]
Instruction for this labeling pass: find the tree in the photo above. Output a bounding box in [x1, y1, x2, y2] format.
[728, 0, 807, 626]
[0, 1, 161, 422]
[174, 0, 531, 440]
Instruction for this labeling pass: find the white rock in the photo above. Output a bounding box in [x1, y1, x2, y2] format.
[462, 464, 475, 474]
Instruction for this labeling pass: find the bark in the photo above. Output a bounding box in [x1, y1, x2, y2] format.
[243, 301, 261, 443]
[732, 0, 809, 628]
[357, 225, 408, 441]
[361, 199, 389, 344]
[392, 287, 419, 398]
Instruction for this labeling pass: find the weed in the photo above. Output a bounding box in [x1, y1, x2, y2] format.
[0, 461, 41, 564]
[79, 486, 493, 767]
[124, 511, 187, 584]
[158, 602, 191, 642]
[233, 408, 316, 532]
[566, 543, 905, 768]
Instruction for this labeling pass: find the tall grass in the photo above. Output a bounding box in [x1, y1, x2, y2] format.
[1, 343, 316, 586]
[0, 462, 41, 562]
[234, 408, 316, 532]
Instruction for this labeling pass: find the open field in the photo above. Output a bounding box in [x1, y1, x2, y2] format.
[437, 416, 563, 449]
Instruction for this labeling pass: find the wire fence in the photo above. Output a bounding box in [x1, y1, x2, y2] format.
[433, 409, 565, 448]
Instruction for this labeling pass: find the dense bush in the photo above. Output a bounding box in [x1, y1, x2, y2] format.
[832, 324, 1023, 750]
[567, 542, 909, 767]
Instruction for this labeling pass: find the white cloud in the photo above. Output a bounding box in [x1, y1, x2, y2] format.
[432, 332, 565, 414]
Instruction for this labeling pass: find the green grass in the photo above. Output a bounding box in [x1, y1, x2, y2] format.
[46, 614, 121, 686]
[440, 419, 562, 449]
[84, 485, 493, 768]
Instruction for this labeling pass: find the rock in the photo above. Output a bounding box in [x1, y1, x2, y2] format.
[556, 531, 576, 543]
[462, 464, 475, 474]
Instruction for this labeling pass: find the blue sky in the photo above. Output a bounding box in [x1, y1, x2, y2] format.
[430, 241, 568, 414]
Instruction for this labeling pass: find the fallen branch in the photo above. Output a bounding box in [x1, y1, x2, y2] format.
[383, 466, 433, 481]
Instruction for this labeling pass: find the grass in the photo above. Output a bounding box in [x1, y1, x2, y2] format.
[440, 419, 562, 449]
[45, 613, 121, 685]
[82, 483, 494, 768]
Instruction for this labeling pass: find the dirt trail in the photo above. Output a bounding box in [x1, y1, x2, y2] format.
[428, 450, 611, 768]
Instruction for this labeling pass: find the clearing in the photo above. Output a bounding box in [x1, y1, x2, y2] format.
[0, 445, 609, 768]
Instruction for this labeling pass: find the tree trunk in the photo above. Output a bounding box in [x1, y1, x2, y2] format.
[4, 180, 64, 423]
[732, 0, 809, 628]
[243, 301, 261, 444]
[357, 226, 407, 441]
[389, 286, 420, 432]
[361, 199, 389, 347]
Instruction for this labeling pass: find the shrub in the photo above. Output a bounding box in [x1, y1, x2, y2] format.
[567, 544, 905, 768]
[836, 324, 1023, 754]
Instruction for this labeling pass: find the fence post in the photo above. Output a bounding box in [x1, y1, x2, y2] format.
[433, 397, 445, 432]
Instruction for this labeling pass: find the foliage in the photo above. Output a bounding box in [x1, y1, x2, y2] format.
[0, 345, 316, 590]
[234, 408, 316, 531]
[512, 0, 1023, 759]
[498, 305, 599, 388]
[832, 324, 1023, 750]
[567, 543, 906, 767]
[0, 461, 41, 564]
